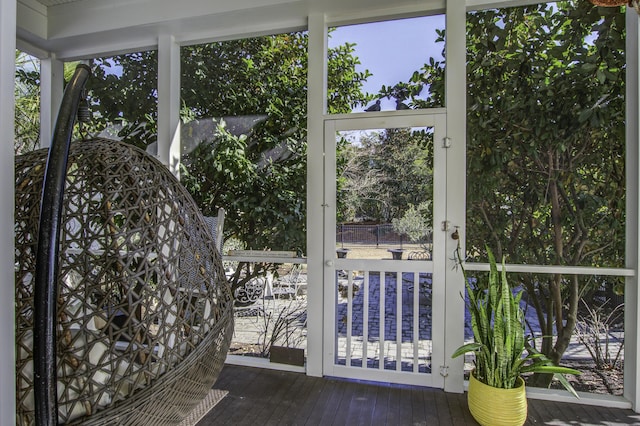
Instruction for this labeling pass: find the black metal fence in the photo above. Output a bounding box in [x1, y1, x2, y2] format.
[336, 223, 406, 247]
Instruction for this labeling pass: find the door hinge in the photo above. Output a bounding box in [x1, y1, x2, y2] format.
[442, 137, 452, 148]
[441, 221, 451, 231]
[439, 365, 449, 377]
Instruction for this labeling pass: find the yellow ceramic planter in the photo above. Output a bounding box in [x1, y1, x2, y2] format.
[468, 372, 528, 426]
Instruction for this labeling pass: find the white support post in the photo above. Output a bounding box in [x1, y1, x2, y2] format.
[444, 0, 467, 394]
[40, 56, 64, 148]
[624, 7, 640, 414]
[0, 0, 17, 424]
[306, 13, 328, 378]
[157, 34, 181, 177]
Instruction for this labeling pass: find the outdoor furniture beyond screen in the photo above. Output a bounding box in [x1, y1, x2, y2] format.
[204, 208, 226, 252]
[272, 264, 305, 299]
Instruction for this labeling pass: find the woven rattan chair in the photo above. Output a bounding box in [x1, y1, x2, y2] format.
[15, 139, 234, 425]
[203, 208, 225, 253]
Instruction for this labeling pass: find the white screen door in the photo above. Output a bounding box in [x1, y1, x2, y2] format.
[323, 111, 447, 388]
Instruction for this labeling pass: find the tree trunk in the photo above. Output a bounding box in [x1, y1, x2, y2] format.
[529, 154, 581, 388]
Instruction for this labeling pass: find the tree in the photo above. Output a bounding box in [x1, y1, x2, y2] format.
[336, 138, 384, 223]
[393, 1, 626, 386]
[87, 51, 159, 149]
[179, 33, 310, 259]
[327, 38, 373, 113]
[15, 53, 83, 153]
[85, 32, 370, 253]
[391, 202, 432, 246]
[336, 127, 433, 223]
[178, 33, 371, 255]
[14, 51, 41, 155]
[83, 32, 370, 294]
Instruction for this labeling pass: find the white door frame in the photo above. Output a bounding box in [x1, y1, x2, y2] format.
[322, 110, 448, 388]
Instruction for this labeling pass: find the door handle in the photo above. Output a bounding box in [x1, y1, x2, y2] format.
[325, 260, 334, 267]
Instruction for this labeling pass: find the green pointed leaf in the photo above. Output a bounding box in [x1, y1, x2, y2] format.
[451, 342, 483, 359]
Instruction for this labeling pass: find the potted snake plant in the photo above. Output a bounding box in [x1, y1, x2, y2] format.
[452, 247, 580, 426]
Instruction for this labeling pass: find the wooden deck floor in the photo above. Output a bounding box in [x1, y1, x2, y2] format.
[200, 364, 640, 425]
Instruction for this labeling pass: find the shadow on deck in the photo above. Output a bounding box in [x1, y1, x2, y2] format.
[199, 364, 640, 425]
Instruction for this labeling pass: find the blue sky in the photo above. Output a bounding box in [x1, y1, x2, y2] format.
[329, 14, 446, 111]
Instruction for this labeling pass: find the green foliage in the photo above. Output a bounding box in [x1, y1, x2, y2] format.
[179, 32, 371, 255]
[179, 33, 304, 255]
[391, 202, 432, 244]
[87, 51, 159, 149]
[14, 51, 41, 154]
[15, 56, 91, 153]
[337, 127, 433, 223]
[412, 1, 626, 379]
[327, 37, 374, 113]
[420, 2, 626, 268]
[452, 247, 580, 395]
[84, 32, 370, 259]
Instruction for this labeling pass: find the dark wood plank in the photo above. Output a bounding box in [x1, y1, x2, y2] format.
[384, 384, 401, 425]
[538, 399, 570, 424]
[201, 365, 261, 425]
[280, 372, 326, 425]
[605, 404, 640, 423]
[236, 369, 283, 424]
[560, 399, 590, 424]
[410, 385, 427, 425]
[432, 387, 454, 425]
[263, 370, 306, 425]
[331, 379, 360, 426]
[316, 377, 347, 425]
[560, 399, 589, 423]
[397, 386, 415, 425]
[300, 377, 334, 425]
[222, 367, 280, 425]
[422, 388, 443, 425]
[446, 390, 473, 426]
[525, 396, 546, 424]
[198, 364, 640, 426]
[370, 384, 390, 426]
[343, 380, 377, 425]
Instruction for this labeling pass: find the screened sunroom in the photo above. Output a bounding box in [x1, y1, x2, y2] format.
[3, 0, 640, 424]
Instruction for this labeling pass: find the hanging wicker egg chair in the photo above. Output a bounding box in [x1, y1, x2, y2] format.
[15, 67, 233, 425]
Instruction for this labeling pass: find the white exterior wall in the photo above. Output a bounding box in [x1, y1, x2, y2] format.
[1, 0, 17, 424]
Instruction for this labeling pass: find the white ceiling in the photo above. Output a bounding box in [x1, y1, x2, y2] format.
[16, 0, 452, 59]
[16, 0, 544, 60]
[35, 0, 83, 6]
